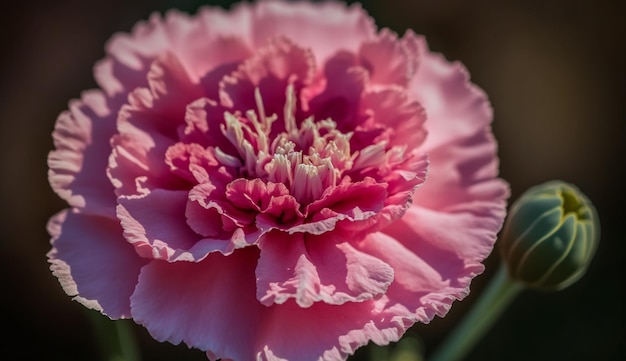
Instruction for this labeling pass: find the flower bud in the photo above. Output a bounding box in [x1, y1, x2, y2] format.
[499, 180, 600, 290]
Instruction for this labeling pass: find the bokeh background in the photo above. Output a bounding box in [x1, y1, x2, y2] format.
[1, 0, 624, 360]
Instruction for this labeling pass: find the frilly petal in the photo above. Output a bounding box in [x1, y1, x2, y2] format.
[109, 54, 203, 196]
[117, 189, 207, 262]
[130, 248, 263, 361]
[95, 8, 252, 97]
[47, 210, 148, 319]
[48, 90, 117, 217]
[357, 231, 478, 322]
[410, 37, 494, 153]
[359, 29, 420, 87]
[250, 0, 376, 63]
[219, 35, 316, 125]
[256, 231, 394, 307]
[254, 298, 406, 361]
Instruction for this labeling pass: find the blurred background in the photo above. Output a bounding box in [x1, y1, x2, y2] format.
[1, 0, 624, 360]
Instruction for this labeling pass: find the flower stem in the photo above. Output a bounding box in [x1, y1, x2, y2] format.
[428, 264, 522, 361]
[87, 310, 140, 361]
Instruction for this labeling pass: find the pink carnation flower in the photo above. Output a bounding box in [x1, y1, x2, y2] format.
[47, 1, 509, 360]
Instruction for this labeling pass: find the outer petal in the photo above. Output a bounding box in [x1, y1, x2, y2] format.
[47, 210, 148, 319]
[130, 246, 403, 361]
[47, 90, 117, 217]
[256, 231, 394, 307]
[94, 8, 253, 98]
[410, 37, 494, 153]
[108, 54, 203, 196]
[130, 248, 263, 361]
[371, 225, 494, 321]
[369, 35, 510, 321]
[407, 38, 508, 217]
[254, 299, 405, 361]
[116, 189, 224, 262]
[359, 29, 420, 87]
[250, 0, 376, 63]
[413, 128, 509, 211]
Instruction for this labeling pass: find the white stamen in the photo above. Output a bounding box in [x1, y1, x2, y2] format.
[266, 153, 292, 185]
[215, 147, 243, 168]
[292, 163, 324, 205]
[284, 83, 298, 134]
[254, 87, 268, 128]
[352, 142, 388, 171]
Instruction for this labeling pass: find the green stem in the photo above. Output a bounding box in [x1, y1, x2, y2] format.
[428, 265, 522, 361]
[87, 310, 141, 361]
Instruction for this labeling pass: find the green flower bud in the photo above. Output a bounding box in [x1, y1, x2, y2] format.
[499, 180, 600, 290]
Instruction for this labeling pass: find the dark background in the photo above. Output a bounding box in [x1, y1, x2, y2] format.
[1, 0, 624, 360]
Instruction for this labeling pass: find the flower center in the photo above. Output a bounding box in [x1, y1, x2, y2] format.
[218, 85, 363, 205]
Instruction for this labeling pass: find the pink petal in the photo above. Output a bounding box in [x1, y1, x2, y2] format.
[186, 183, 262, 255]
[254, 299, 405, 361]
[130, 247, 264, 361]
[250, 1, 376, 63]
[219, 36, 315, 124]
[357, 231, 471, 322]
[225, 178, 290, 212]
[187, 181, 255, 231]
[297, 177, 388, 235]
[256, 231, 394, 307]
[410, 38, 494, 153]
[359, 87, 427, 149]
[95, 9, 252, 98]
[108, 128, 182, 196]
[109, 52, 205, 196]
[178, 98, 242, 159]
[376, 130, 508, 319]
[47, 210, 148, 318]
[117, 189, 208, 262]
[130, 245, 407, 361]
[413, 128, 509, 211]
[147, 52, 203, 107]
[124, 52, 202, 138]
[48, 90, 117, 217]
[307, 51, 368, 130]
[164, 142, 218, 184]
[359, 29, 420, 87]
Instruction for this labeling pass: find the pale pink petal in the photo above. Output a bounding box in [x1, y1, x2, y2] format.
[130, 245, 405, 361]
[359, 29, 420, 87]
[413, 128, 509, 211]
[359, 87, 427, 149]
[130, 248, 263, 361]
[254, 299, 406, 361]
[109, 52, 206, 195]
[95, 8, 253, 96]
[359, 229, 472, 323]
[48, 90, 117, 217]
[108, 128, 183, 196]
[47, 210, 148, 318]
[164, 142, 218, 184]
[147, 52, 203, 106]
[410, 38, 493, 153]
[117, 189, 205, 262]
[219, 36, 315, 122]
[251, 0, 376, 63]
[256, 231, 394, 307]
